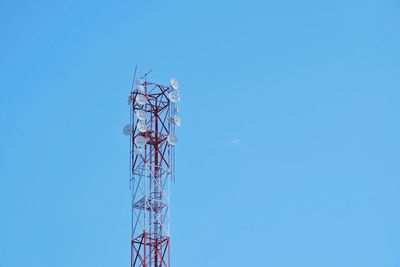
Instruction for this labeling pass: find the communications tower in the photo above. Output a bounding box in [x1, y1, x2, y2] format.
[124, 75, 181, 267]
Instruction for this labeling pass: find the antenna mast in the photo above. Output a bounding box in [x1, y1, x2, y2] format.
[124, 74, 181, 267]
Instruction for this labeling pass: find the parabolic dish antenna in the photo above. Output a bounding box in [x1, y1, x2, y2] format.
[168, 91, 180, 103]
[137, 85, 145, 94]
[137, 121, 147, 133]
[136, 110, 147, 121]
[167, 134, 178, 145]
[135, 135, 147, 147]
[170, 78, 179, 90]
[136, 79, 143, 85]
[122, 124, 132, 136]
[173, 115, 181, 127]
[135, 94, 148, 105]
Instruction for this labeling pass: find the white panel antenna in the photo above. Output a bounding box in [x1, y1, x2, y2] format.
[173, 115, 181, 127]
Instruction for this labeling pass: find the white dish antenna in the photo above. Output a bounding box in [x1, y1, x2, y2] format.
[168, 91, 180, 103]
[173, 115, 181, 127]
[135, 135, 147, 147]
[170, 78, 179, 90]
[167, 134, 178, 145]
[136, 110, 147, 121]
[137, 121, 147, 133]
[135, 94, 148, 105]
[137, 85, 145, 94]
[136, 79, 144, 85]
[122, 124, 132, 136]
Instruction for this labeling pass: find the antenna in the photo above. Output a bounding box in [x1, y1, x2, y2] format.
[135, 110, 147, 121]
[122, 124, 132, 135]
[134, 135, 147, 147]
[168, 90, 180, 102]
[173, 115, 181, 127]
[137, 121, 147, 133]
[135, 94, 148, 105]
[167, 134, 178, 145]
[170, 78, 179, 90]
[137, 85, 145, 93]
[140, 69, 153, 80]
[131, 65, 138, 92]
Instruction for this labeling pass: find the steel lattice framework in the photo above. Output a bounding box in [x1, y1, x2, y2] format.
[128, 79, 178, 267]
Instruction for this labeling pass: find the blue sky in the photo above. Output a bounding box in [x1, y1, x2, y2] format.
[1, 0, 400, 266]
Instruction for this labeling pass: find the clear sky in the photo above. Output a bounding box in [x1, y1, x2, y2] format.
[0, 0, 399, 266]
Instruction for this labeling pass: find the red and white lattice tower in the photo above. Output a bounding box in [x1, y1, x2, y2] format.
[124, 76, 181, 267]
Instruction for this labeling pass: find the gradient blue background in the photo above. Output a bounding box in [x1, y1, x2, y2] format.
[1, 0, 399, 266]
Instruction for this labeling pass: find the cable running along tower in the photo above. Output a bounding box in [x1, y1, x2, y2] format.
[124, 75, 181, 267]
